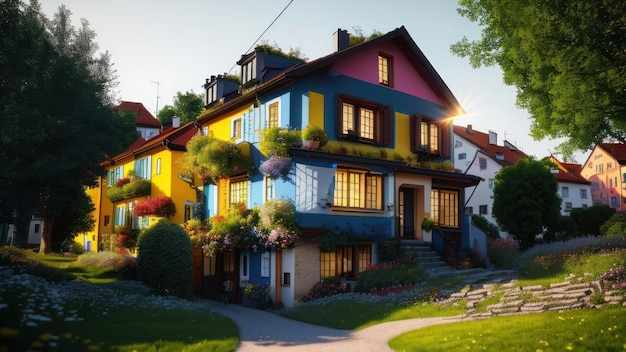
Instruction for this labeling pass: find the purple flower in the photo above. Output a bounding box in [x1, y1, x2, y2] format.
[259, 155, 292, 180]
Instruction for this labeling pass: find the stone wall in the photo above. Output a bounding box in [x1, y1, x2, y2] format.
[452, 274, 625, 317]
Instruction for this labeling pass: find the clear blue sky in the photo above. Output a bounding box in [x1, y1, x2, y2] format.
[39, 0, 584, 161]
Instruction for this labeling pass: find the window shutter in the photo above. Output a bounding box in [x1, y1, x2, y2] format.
[381, 105, 392, 146]
[336, 95, 344, 138]
[438, 120, 450, 157]
[410, 114, 422, 153]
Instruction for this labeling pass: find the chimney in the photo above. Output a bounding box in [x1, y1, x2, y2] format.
[466, 124, 473, 134]
[488, 130, 497, 145]
[172, 116, 180, 128]
[333, 28, 350, 52]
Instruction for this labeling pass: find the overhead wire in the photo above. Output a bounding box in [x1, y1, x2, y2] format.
[226, 0, 295, 75]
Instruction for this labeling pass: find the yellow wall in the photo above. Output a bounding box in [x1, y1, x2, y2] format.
[308, 91, 324, 128]
[205, 105, 253, 141]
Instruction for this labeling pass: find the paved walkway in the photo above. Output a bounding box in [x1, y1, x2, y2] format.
[210, 303, 472, 351]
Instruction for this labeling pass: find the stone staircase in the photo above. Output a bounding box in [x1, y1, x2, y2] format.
[400, 239, 518, 285]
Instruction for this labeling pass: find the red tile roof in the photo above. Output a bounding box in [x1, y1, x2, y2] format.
[598, 143, 626, 164]
[117, 101, 161, 128]
[453, 125, 528, 166]
[547, 156, 590, 185]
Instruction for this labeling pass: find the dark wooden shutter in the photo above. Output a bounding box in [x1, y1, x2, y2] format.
[336, 95, 344, 138]
[410, 114, 422, 153]
[438, 120, 450, 157]
[381, 105, 392, 146]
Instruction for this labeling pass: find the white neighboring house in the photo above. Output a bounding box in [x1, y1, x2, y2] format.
[453, 125, 529, 236]
[546, 156, 592, 215]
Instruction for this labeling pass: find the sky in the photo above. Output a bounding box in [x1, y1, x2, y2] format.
[39, 0, 586, 162]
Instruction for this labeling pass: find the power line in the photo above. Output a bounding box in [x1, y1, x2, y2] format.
[227, 0, 295, 74]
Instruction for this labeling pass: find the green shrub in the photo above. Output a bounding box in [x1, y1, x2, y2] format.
[136, 219, 193, 298]
[242, 283, 272, 308]
[377, 237, 399, 262]
[77, 251, 137, 280]
[70, 241, 84, 255]
[260, 127, 301, 157]
[600, 212, 626, 239]
[472, 215, 500, 239]
[354, 262, 426, 293]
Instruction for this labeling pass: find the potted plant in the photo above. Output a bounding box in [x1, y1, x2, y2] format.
[302, 125, 328, 150]
[421, 217, 436, 232]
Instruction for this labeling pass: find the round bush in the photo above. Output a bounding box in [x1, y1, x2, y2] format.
[136, 219, 193, 298]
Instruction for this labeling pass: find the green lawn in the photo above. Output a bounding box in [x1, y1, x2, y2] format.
[0, 248, 238, 351]
[389, 307, 626, 351]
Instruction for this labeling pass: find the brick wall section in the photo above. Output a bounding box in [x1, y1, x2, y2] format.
[294, 239, 321, 301]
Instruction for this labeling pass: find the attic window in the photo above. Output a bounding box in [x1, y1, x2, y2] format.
[495, 152, 504, 160]
[241, 58, 256, 85]
[206, 84, 217, 105]
[378, 53, 393, 87]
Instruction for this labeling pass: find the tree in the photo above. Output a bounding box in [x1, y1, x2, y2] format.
[0, 1, 135, 253]
[570, 204, 615, 236]
[492, 158, 562, 249]
[157, 91, 204, 124]
[451, 1, 626, 157]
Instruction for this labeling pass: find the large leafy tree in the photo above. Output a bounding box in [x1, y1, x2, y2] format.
[492, 158, 562, 249]
[451, 0, 626, 157]
[157, 91, 204, 124]
[0, 1, 135, 253]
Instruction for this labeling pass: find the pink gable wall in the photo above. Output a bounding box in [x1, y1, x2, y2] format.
[331, 42, 443, 105]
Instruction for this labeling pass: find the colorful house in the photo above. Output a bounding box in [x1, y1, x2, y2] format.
[580, 143, 626, 210]
[78, 102, 200, 254]
[193, 27, 482, 307]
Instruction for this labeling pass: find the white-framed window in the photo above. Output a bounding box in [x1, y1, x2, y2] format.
[232, 117, 242, 140]
[108, 166, 124, 186]
[488, 178, 494, 189]
[203, 126, 209, 136]
[261, 252, 270, 277]
[115, 205, 127, 226]
[155, 158, 161, 175]
[241, 59, 256, 84]
[565, 202, 572, 211]
[135, 156, 151, 179]
[479, 157, 487, 170]
[333, 169, 382, 210]
[561, 187, 569, 198]
[580, 189, 588, 199]
[205, 84, 217, 105]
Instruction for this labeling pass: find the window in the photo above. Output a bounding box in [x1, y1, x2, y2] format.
[241, 59, 256, 84]
[561, 187, 569, 198]
[108, 166, 124, 186]
[282, 272, 291, 286]
[378, 53, 393, 86]
[320, 245, 371, 279]
[420, 121, 439, 153]
[565, 202, 572, 211]
[611, 196, 619, 208]
[268, 101, 279, 128]
[264, 176, 274, 201]
[223, 251, 235, 273]
[333, 169, 382, 210]
[155, 158, 161, 175]
[115, 206, 127, 226]
[458, 153, 466, 160]
[465, 206, 473, 215]
[337, 95, 388, 144]
[229, 178, 248, 207]
[580, 189, 588, 199]
[488, 178, 494, 189]
[232, 118, 242, 139]
[479, 157, 487, 170]
[135, 156, 151, 179]
[203, 255, 216, 276]
[103, 215, 110, 226]
[206, 84, 217, 105]
[261, 252, 270, 277]
[495, 152, 504, 160]
[184, 204, 193, 222]
[479, 205, 488, 215]
[431, 189, 459, 228]
[34, 223, 40, 233]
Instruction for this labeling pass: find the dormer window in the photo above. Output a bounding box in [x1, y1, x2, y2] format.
[205, 84, 217, 105]
[378, 53, 393, 87]
[241, 58, 256, 85]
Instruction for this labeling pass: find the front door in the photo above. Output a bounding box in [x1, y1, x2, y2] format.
[202, 251, 240, 302]
[399, 188, 415, 239]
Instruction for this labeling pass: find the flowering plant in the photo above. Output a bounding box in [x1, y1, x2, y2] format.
[258, 155, 292, 180]
[601, 264, 626, 291]
[305, 277, 346, 300]
[182, 218, 211, 248]
[242, 282, 272, 308]
[264, 226, 298, 249]
[116, 177, 131, 187]
[133, 196, 176, 218]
